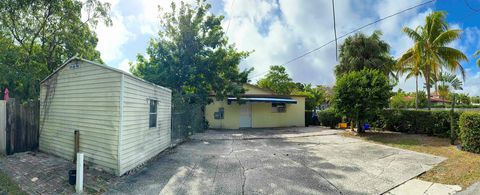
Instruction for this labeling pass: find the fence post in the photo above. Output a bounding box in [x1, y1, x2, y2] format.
[0, 100, 6, 155]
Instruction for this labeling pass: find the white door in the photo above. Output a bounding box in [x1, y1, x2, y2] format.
[239, 103, 252, 128]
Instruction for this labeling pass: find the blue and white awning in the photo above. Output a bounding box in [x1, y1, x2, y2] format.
[227, 97, 297, 104]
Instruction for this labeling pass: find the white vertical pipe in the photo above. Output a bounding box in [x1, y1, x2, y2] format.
[75, 153, 84, 193]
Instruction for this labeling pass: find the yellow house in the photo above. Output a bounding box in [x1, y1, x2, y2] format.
[205, 84, 306, 129]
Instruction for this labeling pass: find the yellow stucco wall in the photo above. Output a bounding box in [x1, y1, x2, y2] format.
[244, 84, 274, 95]
[205, 100, 240, 129]
[251, 96, 305, 128]
[205, 96, 305, 129]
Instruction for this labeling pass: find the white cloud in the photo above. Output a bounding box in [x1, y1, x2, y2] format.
[118, 58, 132, 73]
[93, 0, 134, 63]
[87, 0, 480, 95]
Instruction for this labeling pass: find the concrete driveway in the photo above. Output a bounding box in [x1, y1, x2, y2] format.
[107, 127, 445, 195]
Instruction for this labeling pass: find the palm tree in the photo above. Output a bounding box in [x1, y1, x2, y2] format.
[397, 11, 468, 110]
[475, 50, 480, 67]
[398, 62, 423, 109]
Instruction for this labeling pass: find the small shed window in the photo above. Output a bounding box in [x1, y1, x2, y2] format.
[149, 100, 157, 128]
[272, 103, 286, 113]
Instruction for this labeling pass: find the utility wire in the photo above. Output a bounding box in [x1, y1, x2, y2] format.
[332, 0, 338, 61]
[250, 0, 435, 80]
[464, 0, 480, 12]
[225, 0, 236, 34]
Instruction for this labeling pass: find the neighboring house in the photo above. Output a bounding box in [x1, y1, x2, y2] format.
[39, 57, 172, 176]
[205, 84, 305, 129]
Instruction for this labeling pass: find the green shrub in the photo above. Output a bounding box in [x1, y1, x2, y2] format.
[431, 111, 461, 137]
[318, 109, 341, 129]
[459, 112, 480, 153]
[373, 109, 462, 137]
[374, 110, 433, 133]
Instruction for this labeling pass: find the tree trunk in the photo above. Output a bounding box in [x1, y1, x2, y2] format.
[415, 76, 419, 110]
[450, 94, 456, 145]
[357, 121, 364, 133]
[426, 65, 431, 111]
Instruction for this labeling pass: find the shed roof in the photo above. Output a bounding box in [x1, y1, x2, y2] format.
[40, 57, 171, 92]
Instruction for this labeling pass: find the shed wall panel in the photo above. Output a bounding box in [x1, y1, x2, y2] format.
[119, 75, 171, 174]
[39, 61, 121, 173]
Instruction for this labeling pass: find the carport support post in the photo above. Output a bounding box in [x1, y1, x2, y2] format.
[76, 153, 84, 193]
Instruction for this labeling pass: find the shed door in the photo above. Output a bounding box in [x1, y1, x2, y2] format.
[239, 103, 252, 128]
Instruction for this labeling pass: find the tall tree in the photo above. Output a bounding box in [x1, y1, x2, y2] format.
[294, 84, 326, 111]
[438, 72, 463, 101]
[333, 69, 393, 133]
[398, 62, 423, 109]
[131, 0, 251, 106]
[257, 65, 296, 95]
[0, 0, 111, 100]
[334, 31, 397, 79]
[398, 11, 468, 110]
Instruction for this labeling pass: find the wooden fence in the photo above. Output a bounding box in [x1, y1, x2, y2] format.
[3, 99, 40, 155]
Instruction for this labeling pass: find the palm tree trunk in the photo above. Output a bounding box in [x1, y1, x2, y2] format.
[415, 76, 419, 110]
[426, 65, 431, 110]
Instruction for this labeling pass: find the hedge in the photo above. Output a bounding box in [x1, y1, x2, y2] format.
[318, 109, 342, 129]
[459, 112, 480, 153]
[372, 109, 461, 137]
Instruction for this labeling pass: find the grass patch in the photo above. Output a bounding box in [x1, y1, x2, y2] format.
[341, 131, 480, 187]
[0, 162, 27, 195]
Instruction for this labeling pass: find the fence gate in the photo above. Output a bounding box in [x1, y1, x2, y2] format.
[5, 99, 39, 155]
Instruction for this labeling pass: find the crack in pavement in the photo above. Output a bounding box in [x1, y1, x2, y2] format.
[262, 143, 344, 195]
[423, 182, 435, 195]
[234, 153, 246, 195]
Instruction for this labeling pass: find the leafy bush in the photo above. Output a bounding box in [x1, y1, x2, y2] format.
[318, 109, 341, 129]
[459, 112, 480, 153]
[374, 110, 433, 133]
[372, 109, 461, 137]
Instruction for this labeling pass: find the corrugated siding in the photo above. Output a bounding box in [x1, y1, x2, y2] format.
[39, 61, 121, 173]
[119, 75, 171, 175]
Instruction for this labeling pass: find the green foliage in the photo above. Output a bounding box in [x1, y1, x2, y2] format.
[131, 0, 251, 106]
[374, 110, 433, 134]
[334, 31, 396, 79]
[471, 96, 480, 104]
[318, 109, 341, 129]
[373, 109, 461, 137]
[294, 84, 326, 110]
[458, 93, 471, 105]
[411, 91, 428, 108]
[398, 11, 467, 110]
[257, 65, 296, 95]
[333, 69, 393, 132]
[475, 50, 480, 68]
[390, 92, 409, 109]
[0, 0, 111, 100]
[459, 112, 480, 153]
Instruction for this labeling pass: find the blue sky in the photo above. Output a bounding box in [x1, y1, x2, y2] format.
[92, 0, 480, 95]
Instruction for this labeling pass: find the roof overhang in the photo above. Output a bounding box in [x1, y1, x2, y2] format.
[227, 97, 297, 104]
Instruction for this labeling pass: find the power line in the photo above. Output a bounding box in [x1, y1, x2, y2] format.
[332, 0, 338, 61]
[464, 0, 480, 12]
[250, 0, 435, 80]
[225, 0, 236, 34]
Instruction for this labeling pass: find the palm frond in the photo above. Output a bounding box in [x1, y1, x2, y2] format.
[402, 27, 422, 42]
[433, 29, 461, 46]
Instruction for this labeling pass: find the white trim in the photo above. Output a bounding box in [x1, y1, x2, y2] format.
[117, 74, 125, 175]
